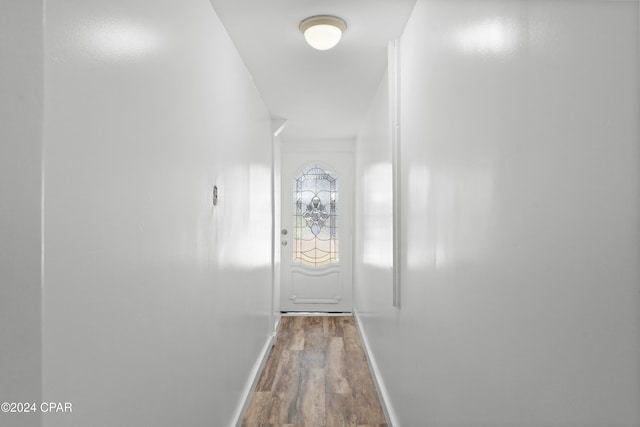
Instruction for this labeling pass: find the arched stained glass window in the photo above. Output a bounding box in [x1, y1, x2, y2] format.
[293, 164, 339, 267]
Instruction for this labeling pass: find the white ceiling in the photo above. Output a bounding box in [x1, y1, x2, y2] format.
[209, 0, 417, 142]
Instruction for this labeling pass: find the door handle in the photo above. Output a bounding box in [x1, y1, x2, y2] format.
[281, 229, 288, 235]
[281, 240, 288, 246]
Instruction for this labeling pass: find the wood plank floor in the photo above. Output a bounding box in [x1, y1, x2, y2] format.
[242, 316, 388, 427]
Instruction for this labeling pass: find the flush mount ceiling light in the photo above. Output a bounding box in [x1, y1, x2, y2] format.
[299, 15, 347, 51]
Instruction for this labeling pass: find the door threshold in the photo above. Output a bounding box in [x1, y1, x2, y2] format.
[280, 311, 352, 317]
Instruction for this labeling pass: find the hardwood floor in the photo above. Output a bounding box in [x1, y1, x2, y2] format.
[242, 316, 388, 427]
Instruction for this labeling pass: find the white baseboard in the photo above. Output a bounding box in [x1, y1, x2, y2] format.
[353, 309, 399, 427]
[231, 334, 274, 427]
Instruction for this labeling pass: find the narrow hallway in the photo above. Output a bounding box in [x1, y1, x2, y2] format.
[2, 1, 639, 426]
[242, 316, 387, 427]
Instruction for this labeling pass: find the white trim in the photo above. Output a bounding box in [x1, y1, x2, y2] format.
[271, 118, 288, 137]
[354, 309, 399, 427]
[281, 139, 355, 153]
[388, 38, 402, 308]
[231, 335, 274, 427]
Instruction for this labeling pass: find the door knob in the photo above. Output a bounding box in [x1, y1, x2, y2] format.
[281, 240, 288, 246]
[281, 229, 288, 235]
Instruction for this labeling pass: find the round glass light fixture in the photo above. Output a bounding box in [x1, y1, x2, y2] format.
[299, 15, 347, 51]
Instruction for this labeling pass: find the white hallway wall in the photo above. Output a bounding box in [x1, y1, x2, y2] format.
[0, 1, 43, 427]
[42, 0, 272, 426]
[355, 1, 640, 426]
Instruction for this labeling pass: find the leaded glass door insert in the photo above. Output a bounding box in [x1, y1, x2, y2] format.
[293, 164, 339, 267]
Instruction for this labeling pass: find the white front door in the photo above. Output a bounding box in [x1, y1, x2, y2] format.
[280, 150, 353, 312]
